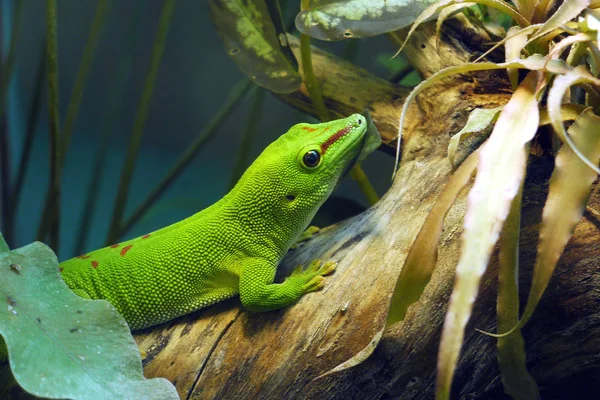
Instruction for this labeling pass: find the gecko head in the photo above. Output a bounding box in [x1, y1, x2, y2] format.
[236, 114, 369, 226]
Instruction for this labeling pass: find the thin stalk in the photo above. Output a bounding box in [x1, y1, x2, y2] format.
[119, 79, 253, 237]
[228, 85, 264, 190]
[59, 0, 112, 165]
[348, 163, 379, 206]
[37, 0, 112, 244]
[105, 0, 176, 245]
[74, 4, 143, 255]
[299, 33, 329, 121]
[298, 5, 378, 205]
[6, 49, 45, 242]
[0, 115, 8, 237]
[0, 0, 22, 117]
[0, 0, 22, 242]
[42, 0, 62, 252]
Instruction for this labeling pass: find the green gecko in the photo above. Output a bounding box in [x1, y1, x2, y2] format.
[54, 113, 376, 330]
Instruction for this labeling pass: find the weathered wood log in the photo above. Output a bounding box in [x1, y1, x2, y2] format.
[136, 17, 600, 400]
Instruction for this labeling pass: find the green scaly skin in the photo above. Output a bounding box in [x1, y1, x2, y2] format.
[57, 114, 368, 330]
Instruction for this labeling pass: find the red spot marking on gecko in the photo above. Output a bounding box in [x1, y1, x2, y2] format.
[77, 254, 91, 259]
[91, 260, 99, 268]
[320, 126, 352, 155]
[301, 126, 317, 132]
[120, 245, 133, 256]
[59, 267, 63, 273]
[142, 234, 150, 239]
[110, 243, 120, 248]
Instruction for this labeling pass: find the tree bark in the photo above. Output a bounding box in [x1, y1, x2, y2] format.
[135, 17, 600, 400]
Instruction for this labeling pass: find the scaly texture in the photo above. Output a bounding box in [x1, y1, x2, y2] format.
[59, 114, 368, 330]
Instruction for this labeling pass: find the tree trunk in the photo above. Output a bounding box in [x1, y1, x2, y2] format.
[135, 17, 600, 399]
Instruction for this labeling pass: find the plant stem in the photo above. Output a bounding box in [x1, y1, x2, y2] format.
[6, 49, 45, 243]
[298, 12, 379, 205]
[0, 0, 22, 117]
[105, 0, 176, 245]
[299, 33, 329, 122]
[38, 0, 112, 245]
[228, 85, 264, 190]
[119, 79, 253, 238]
[43, 0, 62, 252]
[74, 4, 143, 255]
[0, 0, 22, 244]
[60, 0, 112, 166]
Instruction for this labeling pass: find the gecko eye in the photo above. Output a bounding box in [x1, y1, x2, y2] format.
[302, 150, 321, 168]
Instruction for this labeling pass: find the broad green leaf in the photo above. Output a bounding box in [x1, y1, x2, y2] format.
[498, 109, 600, 337]
[0, 238, 178, 399]
[496, 185, 540, 400]
[547, 67, 600, 174]
[436, 71, 540, 400]
[295, 0, 437, 41]
[394, 54, 569, 175]
[527, 0, 591, 44]
[393, 0, 529, 58]
[208, 0, 301, 93]
[447, 106, 502, 166]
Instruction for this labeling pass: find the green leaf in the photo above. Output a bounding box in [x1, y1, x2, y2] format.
[295, 0, 437, 41]
[447, 106, 502, 166]
[0, 240, 178, 399]
[436, 71, 540, 400]
[209, 0, 301, 93]
[496, 185, 540, 400]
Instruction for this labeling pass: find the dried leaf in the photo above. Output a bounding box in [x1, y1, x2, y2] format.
[509, 109, 600, 334]
[388, 149, 479, 327]
[547, 32, 596, 62]
[295, 0, 437, 41]
[320, 148, 479, 379]
[496, 184, 540, 400]
[527, 0, 591, 44]
[436, 3, 476, 42]
[436, 71, 540, 400]
[473, 24, 541, 64]
[314, 330, 384, 380]
[547, 67, 600, 174]
[208, 0, 301, 93]
[505, 25, 532, 88]
[512, 0, 536, 21]
[447, 106, 503, 167]
[394, 54, 569, 176]
[539, 103, 586, 125]
[393, 0, 529, 58]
